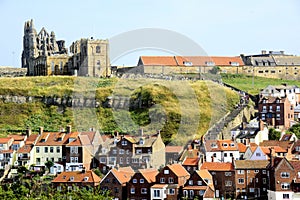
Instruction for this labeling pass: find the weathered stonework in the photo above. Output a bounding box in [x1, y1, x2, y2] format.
[21, 19, 110, 77]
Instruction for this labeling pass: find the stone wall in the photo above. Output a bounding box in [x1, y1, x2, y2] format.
[0, 94, 100, 108]
[0, 67, 27, 77]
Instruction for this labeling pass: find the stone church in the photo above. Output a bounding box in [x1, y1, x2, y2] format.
[21, 19, 110, 77]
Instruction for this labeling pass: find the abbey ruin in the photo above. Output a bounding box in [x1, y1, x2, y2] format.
[21, 19, 110, 77]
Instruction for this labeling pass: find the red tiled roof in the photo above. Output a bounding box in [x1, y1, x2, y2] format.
[165, 146, 184, 153]
[0, 137, 12, 144]
[139, 56, 244, 66]
[25, 134, 39, 145]
[8, 134, 26, 141]
[17, 145, 32, 153]
[183, 186, 209, 190]
[168, 163, 190, 177]
[35, 132, 71, 146]
[182, 157, 200, 166]
[139, 168, 158, 183]
[151, 184, 168, 188]
[52, 170, 101, 183]
[237, 143, 247, 153]
[200, 162, 234, 171]
[111, 167, 135, 184]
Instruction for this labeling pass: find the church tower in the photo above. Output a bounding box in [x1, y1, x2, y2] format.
[21, 19, 38, 70]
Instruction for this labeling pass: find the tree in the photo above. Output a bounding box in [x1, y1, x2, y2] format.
[45, 160, 54, 172]
[269, 128, 281, 140]
[287, 123, 300, 138]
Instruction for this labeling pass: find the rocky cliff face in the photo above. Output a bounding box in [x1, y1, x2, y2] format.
[0, 94, 100, 107]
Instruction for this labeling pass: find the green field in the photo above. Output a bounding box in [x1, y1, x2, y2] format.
[0, 76, 239, 144]
[221, 74, 300, 95]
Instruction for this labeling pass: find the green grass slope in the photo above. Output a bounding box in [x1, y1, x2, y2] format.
[0, 77, 239, 144]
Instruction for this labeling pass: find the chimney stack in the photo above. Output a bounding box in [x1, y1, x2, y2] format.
[26, 127, 32, 137]
[66, 125, 72, 134]
[261, 50, 267, 55]
[140, 128, 144, 136]
[39, 127, 43, 135]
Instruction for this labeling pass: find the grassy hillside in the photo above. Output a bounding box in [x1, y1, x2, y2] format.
[0, 77, 239, 144]
[221, 74, 300, 95]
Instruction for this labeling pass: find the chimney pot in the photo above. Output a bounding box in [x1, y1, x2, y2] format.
[66, 125, 71, 134]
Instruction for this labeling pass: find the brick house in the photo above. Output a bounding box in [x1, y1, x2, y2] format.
[100, 132, 165, 170]
[182, 169, 215, 199]
[100, 167, 134, 200]
[268, 157, 296, 200]
[258, 96, 294, 129]
[182, 157, 200, 174]
[234, 160, 269, 199]
[127, 168, 158, 200]
[154, 163, 190, 200]
[52, 170, 101, 191]
[200, 162, 235, 199]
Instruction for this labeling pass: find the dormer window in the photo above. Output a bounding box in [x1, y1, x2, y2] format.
[222, 143, 228, 148]
[230, 143, 235, 147]
[206, 61, 215, 66]
[276, 99, 280, 103]
[84, 176, 89, 181]
[121, 140, 127, 146]
[211, 143, 217, 148]
[139, 138, 144, 145]
[164, 169, 169, 174]
[70, 176, 74, 181]
[263, 99, 267, 104]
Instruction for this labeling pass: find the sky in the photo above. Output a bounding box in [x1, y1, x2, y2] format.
[0, 0, 299, 67]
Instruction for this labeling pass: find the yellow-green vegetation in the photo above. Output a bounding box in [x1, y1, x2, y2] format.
[221, 74, 300, 95]
[0, 77, 239, 144]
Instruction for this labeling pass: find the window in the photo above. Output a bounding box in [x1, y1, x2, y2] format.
[169, 177, 174, 183]
[154, 189, 160, 197]
[136, 149, 142, 154]
[222, 143, 228, 148]
[119, 149, 124, 154]
[130, 188, 135, 194]
[112, 149, 117, 154]
[44, 147, 48, 153]
[164, 169, 169, 174]
[281, 183, 290, 189]
[56, 147, 60, 153]
[121, 140, 127, 146]
[141, 188, 147, 194]
[197, 181, 202, 185]
[199, 190, 205, 196]
[160, 178, 165, 183]
[96, 60, 100, 66]
[189, 180, 193, 185]
[96, 46, 101, 53]
[281, 172, 290, 178]
[256, 153, 261, 157]
[263, 178, 267, 184]
[169, 188, 175, 195]
[238, 178, 244, 184]
[140, 179, 144, 183]
[238, 170, 244, 174]
[71, 147, 78, 154]
[100, 157, 106, 163]
[224, 153, 228, 157]
[261, 114, 265, 120]
[262, 106, 267, 112]
[230, 153, 233, 157]
[276, 114, 281, 120]
[50, 147, 54, 153]
[249, 188, 255, 193]
[213, 153, 216, 157]
[269, 105, 273, 111]
[36, 147, 40, 153]
[120, 157, 123, 164]
[225, 181, 232, 186]
[276, 106, 280, 111]
[133, 179, 137, 183]
[263, 170, 266, 174]
[225, 172, 232, 176]
[283, 194, 290, 199]
[255, 170, 259, 173]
